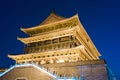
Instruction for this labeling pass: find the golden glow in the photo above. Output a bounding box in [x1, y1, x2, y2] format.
[57, 59, 65, 63]
[9, 12, 101, 65]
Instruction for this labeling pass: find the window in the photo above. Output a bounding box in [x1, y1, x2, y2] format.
[15, 77, 27, 80]
[17, 79, 26, 80]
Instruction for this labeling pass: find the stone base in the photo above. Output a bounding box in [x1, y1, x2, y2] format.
[43, 59, 108, 80]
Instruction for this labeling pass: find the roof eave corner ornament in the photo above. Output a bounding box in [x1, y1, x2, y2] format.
[8, 54, 13, 59]
[20, 28, 25, 32]
[17, 37, 27, 44]
[20, 28, 30, 35]
[74, 13, 101, 57]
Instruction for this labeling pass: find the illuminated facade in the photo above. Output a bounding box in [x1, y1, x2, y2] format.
[0, 12, 115, 80]
[9, 12, 101, 64]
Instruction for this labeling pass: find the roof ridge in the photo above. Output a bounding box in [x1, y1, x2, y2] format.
[39, 12, 66, 25]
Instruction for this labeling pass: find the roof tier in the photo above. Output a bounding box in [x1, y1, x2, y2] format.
[20, 14, 79, 36]
[8, 45, 99, 64]
[18, 27, 75, 44]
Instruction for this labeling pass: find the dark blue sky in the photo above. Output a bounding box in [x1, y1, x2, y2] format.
[0, 0, 120, 79]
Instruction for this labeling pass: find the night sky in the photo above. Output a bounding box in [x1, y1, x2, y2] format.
[0, 0, 120, 79]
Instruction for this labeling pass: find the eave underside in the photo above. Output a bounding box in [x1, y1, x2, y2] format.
[8, 46, 99, 64]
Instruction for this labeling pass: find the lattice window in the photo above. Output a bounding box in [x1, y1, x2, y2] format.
[38, 41, 43, 46]
[44, 40, 51, 45]
[59, 36, 69, 42]
[53, 38, 58, 43]
[16, 79, 26, 80]
[15, 77, 27, 80]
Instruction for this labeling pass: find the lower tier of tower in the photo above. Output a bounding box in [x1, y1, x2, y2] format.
[8, 46, 99, 65]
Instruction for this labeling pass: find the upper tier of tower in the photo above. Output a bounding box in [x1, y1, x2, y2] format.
[20, 12, 78, 37]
